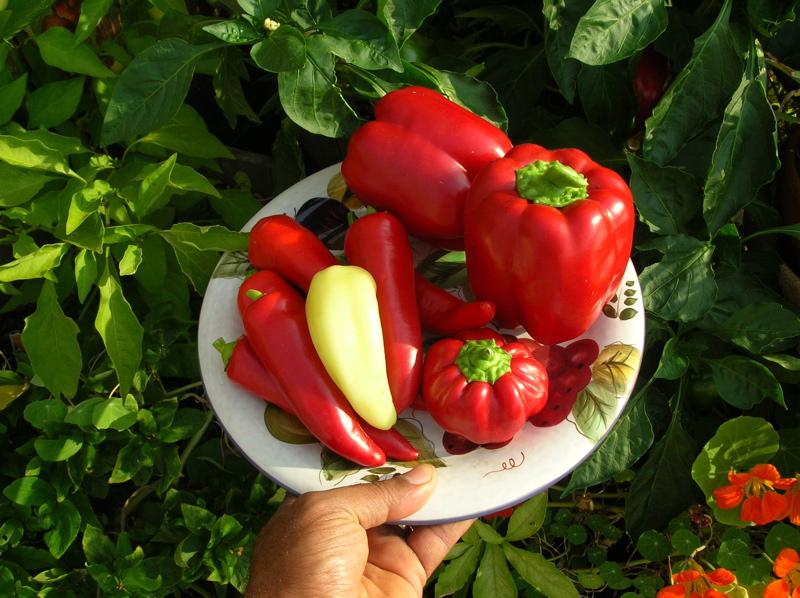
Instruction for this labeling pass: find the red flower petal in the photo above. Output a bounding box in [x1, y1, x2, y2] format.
[656, 584, 688, 598]
[751, 463, 782, 482]
[673, 571, 702, 583]
[774, 548, 800, 578]
[741, 494, 787, 526]
[728, 471, 751, 485]
[775, 478, 797, 491]
[713, 485, 744, 509]
[705, 568, 735, 586]
[763, 492, 790, 524]
[764, 579, 791, 598]
[704, 590, 732, 598]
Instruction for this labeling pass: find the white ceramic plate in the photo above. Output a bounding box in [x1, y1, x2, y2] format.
[197, 163, 645, 524]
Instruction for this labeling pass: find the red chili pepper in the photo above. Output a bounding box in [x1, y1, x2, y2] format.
[464, 144, 635, 345]
[239, 270, 386, 467]
[344, 212, 423, 414]
[414, 272, 496, 336]
[226, 336, 419, 462]
[631, 44, 671, 134]
[422, 330, 548, 445]
[341, 86, 513, 249]
[248, 215, 339, 292]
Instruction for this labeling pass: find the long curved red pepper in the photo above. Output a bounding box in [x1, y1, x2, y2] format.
[248, 214, 339, 292]
[344, 212, 423, 414]
[226, 336, 419, 462]
[414, 272, 496, 336]
[239, 270, 386, 467]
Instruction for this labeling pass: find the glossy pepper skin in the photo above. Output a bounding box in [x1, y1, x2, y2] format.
[341, 86, 513, 249]
[248, 214, 339, 291]
[422, 330, 548, 445]
[226, 336, 419, 461]
[632, 44, 671, 135]
[240, 270, 386, 467]
[414, 272, 496, 337]
[464, 143, 635, 345]
[344, 212, 422, 414]
[305, 265, 397, 431]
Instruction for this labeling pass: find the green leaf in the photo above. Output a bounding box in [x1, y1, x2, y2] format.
[251, 24, 307, 72]
[505, 492, 547, 542]
[717, 538, 750, 569]
[625, 418, 699, 543]
[118, 244, 142, 276]
[21, 280, 82, 399]
[0, 162, 55, 207]
[82, 525, 117, 566]
[63, 397, 105, 427]
[765, 524, 800, 558]
[709, 302, 800, 354]
[94, 257, 143, 395]
[502, 543, 580, 598]
[543, 0, 593, 103]
[108, 437, 146, 483]
[75, 248, 99, 303]
[692, 416, 780, 526]
[773, 428, 800, 480]
[0, 134, 76, 177]
[642, 0, 742, 166]
[636, 530, 671, 562]
[577, 62, 631, 136]
[164, 240, 220, 294]
[736, 556, 772, 586]
[136, 153, 176, 216]
[213, 47, 262, 128]
[671, 529, 701, 556]
[101, 39, 218, 147]
[0, 243, 66, 283]
[92, 397, 138, 431]
[34, 435, 83, 461]
[627, 153, 698, 235]
[277, 40, 362, 138]
[3, 477, 56, 506]
[638, 235, 717, 322]
[237, 0, 277, 21]
[434, 543, 482, 597]
[703, 38, 778, 236]
[378, 0, 440, 46]
[159, 223, 249, 252]
[709, 355, 784, 410]
[568, 0, 668, 66]
[26, 76, 85, 130]
[36, 26, 116, 78]
[0, 72, 28, 125]
[136, 104, 235, 160]
[40, 498, 81, 558]
[472, 520, 504, 545]
[73, 0, 114, 46]
[24, 398, 68, 430]
[204, 20, 262, 44]
[474, 543, 516, 598]
[157, 408, 208, 442]
[182, 503, 216, 533]
[317, 10, 401, 72]
[0, 0, 58, 38]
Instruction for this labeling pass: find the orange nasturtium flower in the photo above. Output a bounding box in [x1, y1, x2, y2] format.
[712, 464, 792, 526]
[764, 548, 800, 598]
[656, 562, 736, 598]
[778, 477, 800, 525]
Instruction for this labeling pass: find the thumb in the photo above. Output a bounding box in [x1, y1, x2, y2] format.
[321, 464, 438, 529]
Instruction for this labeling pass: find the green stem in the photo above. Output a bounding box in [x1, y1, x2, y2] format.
[166, 381, 204, 397]
[178, 408, 215, 475]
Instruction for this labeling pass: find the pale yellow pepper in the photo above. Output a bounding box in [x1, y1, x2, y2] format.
[305, 265, 397, 431]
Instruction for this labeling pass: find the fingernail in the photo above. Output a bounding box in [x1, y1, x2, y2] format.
[402, 464, 434, 485]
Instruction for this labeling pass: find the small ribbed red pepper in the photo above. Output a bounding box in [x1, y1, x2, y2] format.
[422, 330, 548, 445]
[414, 272, 495, 336]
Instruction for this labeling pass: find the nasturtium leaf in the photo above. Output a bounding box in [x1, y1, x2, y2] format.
[636, 530, 671, 562]
[434, 544, 482, 597]
[627, 153, 699, 235]
[34, 436, 83, 462]
[765, 524, 800, 559]
[638, 235, 717, 322]
[101, 39, 218, 147]
[578, 573, 606, 590]
[0, 72, 27, 125]
[506, 492, 547, 542]
[3, 477, 56, 506]
[82, 525, 117, 566]
[63, 397, 105, 427]
[24, 398, 68, 430]
[502, 543, 580, 598]
[36, 27, 116, 78]
[692, 416, 780, 526]
[717, 538, 751, 570]
[251, 24, 307, 73]
[40, 498, 81, 558]
[21, 280, 82, 399]
[474, 543, 516, 598]
[703, 37, 779, 237]
[94, 259, 143, 396]
[671, 529, 701, 556]
[643, 0, 742, 166]
[709, 355, 784, 409]
[136, 104, 235, 160]
[736, 556, 772, 586]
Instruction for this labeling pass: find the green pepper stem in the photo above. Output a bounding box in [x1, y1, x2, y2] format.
[455, 340, 512, 384]
[515, 159, 589, 207]
[245, 289, 265, 301]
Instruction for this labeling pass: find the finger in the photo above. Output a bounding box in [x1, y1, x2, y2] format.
[407, 518, 477, 578]
[365, 526, 428, 594]
[299, 464, 438, 530]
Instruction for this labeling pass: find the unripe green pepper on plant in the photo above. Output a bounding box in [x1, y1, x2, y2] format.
[306, 265, 397, 431]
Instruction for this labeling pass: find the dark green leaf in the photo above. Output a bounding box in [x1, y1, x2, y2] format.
[251, 24, 307, 72]
[625, 419, 699, 543]
[542, 0, 593, 103]
[40, 498, 81, 558]
[434, 543, 482, 597]
[747, 0, 800, 37]
[502, 543, 580, 598]
[3, 477, 56, 506]
[36, 26, 117, 78]
[709, 355, 784, 409]
[717, 538, 750, 569]
[0, 73, 28, 126]
[24, 398, 68, 430]
[642, 0, 742, 166]
[92, 396, 138, 430]
[709, 302, 800, 354]
[157, 408, 208, 442]
[636, 530, 671, 561]
[213, 47, 262, 128]
[63, 397, 105, 427]
[577, 61, 633, 136]
[474, 544, 516, 598]
[101, 39, 218, 147]
[0, 0, 58, 39]
[671, 529, 701, 556]
[73, 0, 114, 46]
[736, 556, 772, 586]
[316, 10, 402, 72]
[378, 0, 440, 46]
[765, 524, 800, 559]
[703, 38, 778, 236]
[34, 436, 83, 462]
[21, 280, 82, 399]
[627, 153, 698, 235]
[82, 525, 117, 566]
[203, 20, 262, 44]
[137, 104, 235, 160]
[237, 0, 277, 21]
[505, 492, 547, 542]
[773, 428, 800, 480]
[653, 338, 706, 380]
[94, 257, 143, 395]
[0, 162, 55, 208]
[638, 235, 717, 321]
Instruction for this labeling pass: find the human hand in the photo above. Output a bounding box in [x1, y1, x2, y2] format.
[245, 464, 474, 598]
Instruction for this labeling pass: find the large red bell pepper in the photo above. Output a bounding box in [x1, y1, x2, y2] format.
[344, 212, 422, 414]
[341, 86, 513, 249]
[239, 270, 386, 467]
[464, 144, 635, 345]
[422, 330, 548, 445]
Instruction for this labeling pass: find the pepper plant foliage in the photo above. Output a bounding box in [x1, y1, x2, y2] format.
[1, 0, 800, 596]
